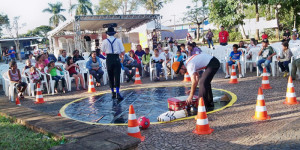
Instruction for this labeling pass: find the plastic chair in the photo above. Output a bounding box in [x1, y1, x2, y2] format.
[44, 67, 66, 95]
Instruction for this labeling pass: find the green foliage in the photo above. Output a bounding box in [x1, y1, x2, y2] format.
[0, 13, 9, 36]
[208, 0, 245, 29]
[95, 0, 140, 15]
[43, 2, 66, 27]
[263, 28, 276, 39]
[0, 115, 64, 150]
[69, 0, 93, 16]
[140, 0, 173, 14]
[228, 30, 243, 42]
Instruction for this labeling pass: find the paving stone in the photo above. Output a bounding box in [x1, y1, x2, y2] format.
[107, 134, 141, 149]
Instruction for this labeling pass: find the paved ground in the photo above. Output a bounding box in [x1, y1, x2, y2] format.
[2, 69, 300, 149]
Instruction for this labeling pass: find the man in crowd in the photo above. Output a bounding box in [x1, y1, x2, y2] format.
[8, 46, 16, 62]
[257, 39, 276, 76]
[168, 41, 178, 54]
[58, 50, 67, 63]
[219, 26, 229, 46]
[282, 29, 291, 42]
[289, 34, 299, 45]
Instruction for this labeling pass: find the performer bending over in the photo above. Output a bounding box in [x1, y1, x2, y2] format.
[172, 52, 220, 109]
[101, 27, 125, 100]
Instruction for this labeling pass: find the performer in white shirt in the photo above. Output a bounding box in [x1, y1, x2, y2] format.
[172, 52, 220, 110]
[101, 27, 125, 100]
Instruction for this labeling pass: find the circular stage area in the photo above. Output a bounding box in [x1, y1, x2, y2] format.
[60, 86, 237, 125]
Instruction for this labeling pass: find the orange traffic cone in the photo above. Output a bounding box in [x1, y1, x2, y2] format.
[35, 83, 45, 104]
[127, 105, 145, 141]
[88, 75, 96, 93]
[134, 68, 142, 84]
[261, 67, 272, 89]
[284, 76, 299, 105]
[16, 97, 21, 106]
[252, 87, 270, 120]
[229, 65, 238, 84]
[193, 97, 214, 135]
[183, 73, 191, 82]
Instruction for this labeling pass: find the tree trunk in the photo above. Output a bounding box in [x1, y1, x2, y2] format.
[14, 40, 22, 61]
[255, 0, 260, 40]
[294, 15, 296, 29]
[197, 23, 200, 41]
[275, 8, 280, 40]
[241, 24, 247, 39]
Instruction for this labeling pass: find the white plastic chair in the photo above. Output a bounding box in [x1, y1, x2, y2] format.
[244, 47, 260, 73]
[149, 56, 168, 81]
[44, 67, 66, 95]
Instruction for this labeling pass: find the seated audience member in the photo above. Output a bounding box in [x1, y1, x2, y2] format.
[73, 50, 85, 63]
[238, 41, 246, 48]
[282, 29, 291, 42]
[86, 51, 104, 87]
[277, 41, 293, 77]
[289, 34, 299, 45]
[45, 52, 57, 62]
[291, 58, 300, 80]
[174, 50, 184, 62]
[180, 44, 188, 54]
[30, 66, 41, 85]
[174, 40, 181, 50]
[225, 44, 244, 79]
[65, 57, 86, 90]
[58, 50, 68, 63]
[123, 52, 136, 82]
[157, 43, 163, 54]
[151, 48, 164, 81]
[160, 47, 172, 74]
[142, 48, 151, 76]
[135, 45, 146, 58]
[35, 55, 47, 73]
[95, 47, 106, 60]
[22, 59, 33, 75]
[8, 61, 27, 99]
[47, 61, 66, 93]
[246, 38, 259, 60]
[168, 41, 178, 54]
[257, 39, 276, 76]
[130, 50, 142, 76]
[28, 53, 36, 64]
[187, 42, 201, 57]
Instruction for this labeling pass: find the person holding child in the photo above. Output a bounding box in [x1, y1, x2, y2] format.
[225, 44, 244, 79]
[47, 61, 66, 93]
[8, 61, 27, 99]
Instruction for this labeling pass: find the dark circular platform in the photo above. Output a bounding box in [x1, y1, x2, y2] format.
[61, 86, 236, 125]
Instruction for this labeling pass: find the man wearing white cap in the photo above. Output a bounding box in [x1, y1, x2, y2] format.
[289, 34, 299, 45]
[292, 28, 299, 39]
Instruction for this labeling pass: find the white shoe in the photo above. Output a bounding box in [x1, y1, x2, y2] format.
[266, 73, 271, 76]
[239, 74, 243, 78]
[224, 75, 230, 79]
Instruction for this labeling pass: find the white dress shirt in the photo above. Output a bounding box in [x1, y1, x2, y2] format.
[101, 36, 125, 54]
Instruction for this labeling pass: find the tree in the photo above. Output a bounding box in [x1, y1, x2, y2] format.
[95, 0, 140, 15]
[21, 25, 53, 44]
[0, 13, 9, 36]
[69, 0, 93, 16]
[140, 0, 173, 14]
[5, 17, 26, 61]
[43, 2, 66, 27]
[184, 1, 209, 41]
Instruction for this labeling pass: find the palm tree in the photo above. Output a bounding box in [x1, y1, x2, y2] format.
[69, 0, 93, 16]
[141, 0, 164, 14]
[43, 2, 66, 27]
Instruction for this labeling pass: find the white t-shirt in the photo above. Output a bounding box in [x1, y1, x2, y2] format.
[185, 52, 213, 75]
[101, 36, 125, 54]
[152, 55, 165, 62]
[289, 39, 300, 45]
[160, 52, 172, 60]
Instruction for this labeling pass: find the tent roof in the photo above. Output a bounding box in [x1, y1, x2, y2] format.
[48, 14, 160, 37]
[0, 37, 43, 42]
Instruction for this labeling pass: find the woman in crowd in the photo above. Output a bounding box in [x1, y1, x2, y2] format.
[8, 61, 27, 99]
[122, 52, 136, 82]
[73, 50, 85, 63]
[135, 45, 146, 58]
[187, 42, 201, 57]
[130, 50, 142, 76]
[65, 57, 86, 90]
[86, 51, 104, 87]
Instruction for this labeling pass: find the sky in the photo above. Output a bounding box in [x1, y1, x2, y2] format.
[0, 0, 193, 35]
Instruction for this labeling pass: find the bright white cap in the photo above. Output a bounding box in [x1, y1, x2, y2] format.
[163, 47, 169, 51]
[292, 28, 297, 32]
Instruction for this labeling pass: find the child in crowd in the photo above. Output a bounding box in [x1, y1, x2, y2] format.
[47, 61, 66, 93]
[8, 61, 27, 99]
[225, 44, 244, 79]
[35, 55, 47, 73]
[174, 50, 183, 62]
[65, 57, 86, 90]
[30, 66, 41, 85]
[152, 48, 164, 81]
[277, 41, 293, 77]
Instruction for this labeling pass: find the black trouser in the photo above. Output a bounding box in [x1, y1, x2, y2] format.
[106, 54, 121, 88]
[198, 57, 220, 108]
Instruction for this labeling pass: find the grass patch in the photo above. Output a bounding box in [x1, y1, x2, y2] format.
[0, 115, 65, 150]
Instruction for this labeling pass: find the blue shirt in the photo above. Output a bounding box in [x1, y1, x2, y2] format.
[175, 55, 183, 62]
[229, 51, 242, 60]
[8, 50, 16, 59]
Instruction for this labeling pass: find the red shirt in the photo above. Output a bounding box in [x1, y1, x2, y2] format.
[262, 34, 268, 40]
[219, 31, 229, 43]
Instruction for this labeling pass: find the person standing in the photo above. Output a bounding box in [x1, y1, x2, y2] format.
[2, 48, 8, 64]
[262, 32, 268, 40]
[206, 29, 214, 49]
[292, 28, 299, 39]
[219, 26, 229, 46]
[8, 46, 16, 62]
[101, 27, 125, 101]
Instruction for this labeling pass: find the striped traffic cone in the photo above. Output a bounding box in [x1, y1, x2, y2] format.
[284, 76, 299, 105]
[183, 73, 191, 82]
[127, 105, 145, 141]
[35, 83, 45, 104]
[261, 67, 272, 89]
[16, 97, 21, 106]
[193, 97, 214, 135]
[252, 87, 270, 120]
[88, 75, 96, 93]
[229, 65, 238, 84]
[134, 68, 142, 84]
